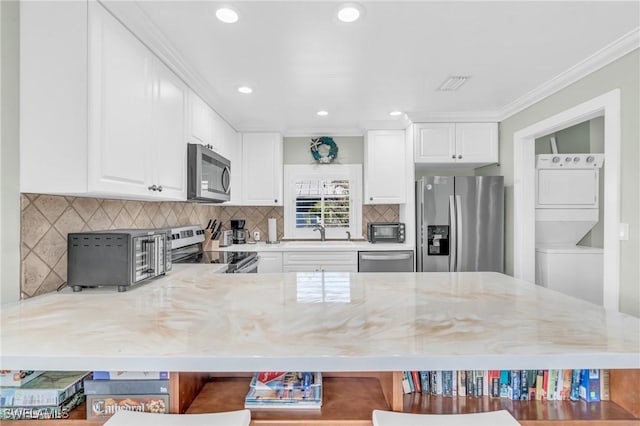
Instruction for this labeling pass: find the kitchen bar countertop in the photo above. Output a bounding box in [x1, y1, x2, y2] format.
[1, 266, 638, 372]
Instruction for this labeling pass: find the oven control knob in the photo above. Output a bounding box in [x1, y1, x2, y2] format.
[586, 156, 595, 163]
[552, 156, 561, 163]
[573, 156, 580, 163]
[565, 157, 572, 162]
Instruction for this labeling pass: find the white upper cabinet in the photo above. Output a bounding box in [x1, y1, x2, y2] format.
[364, 130, 407, 204]
[188, 93, 213, 147]
[414, 123, 498, 167]
[241, 133, 283, 205]
[21, 1, 188, 200]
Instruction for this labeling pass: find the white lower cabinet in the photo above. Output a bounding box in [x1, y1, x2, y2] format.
[257, 252, 283, 273]
[282, 252, 357, 273]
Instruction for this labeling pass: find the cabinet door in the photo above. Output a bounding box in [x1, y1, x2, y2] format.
[455, 123, 498, 164]
[364, 130, 406, 204]
[321, 264, 358, 272]
[257, 252, 283, 273]
[188, 93, 212, 147]
[414, 123, 455, 163]
[152, 60, 188, 200]
[88, 2, 153, 196]
[242, 133, 283, 205]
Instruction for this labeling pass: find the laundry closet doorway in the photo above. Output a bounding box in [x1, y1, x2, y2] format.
[513, 89, 621, 311]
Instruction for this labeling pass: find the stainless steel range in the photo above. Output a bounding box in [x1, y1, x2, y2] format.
[170, 225, 258, 273]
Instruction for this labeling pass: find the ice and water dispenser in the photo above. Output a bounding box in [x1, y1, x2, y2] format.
[427, 225, 449, 256]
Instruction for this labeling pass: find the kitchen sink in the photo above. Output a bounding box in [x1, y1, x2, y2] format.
[282, 241, 356, 248]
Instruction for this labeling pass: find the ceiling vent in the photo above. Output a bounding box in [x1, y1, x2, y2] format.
[438, 76, 470, 91]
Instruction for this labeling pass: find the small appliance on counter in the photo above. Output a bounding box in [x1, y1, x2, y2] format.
[231, 219, 247, 244]
[67, 228, 172, 292]
[367, 223, 405, 243]
[171, 225, 258, 273]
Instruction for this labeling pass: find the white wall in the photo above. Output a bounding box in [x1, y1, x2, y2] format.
[478, 50, 639, 317]
[1, 0, 21, 304]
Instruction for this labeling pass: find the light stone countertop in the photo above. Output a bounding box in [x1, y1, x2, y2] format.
[1, 266, 638, 373]
[216, 241, 412, 252]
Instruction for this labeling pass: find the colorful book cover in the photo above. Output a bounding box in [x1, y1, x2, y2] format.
[499, 371, 509, 398]
[411, 371, 421, 393]
[250, 372, 320, 391]
[542, 370, 549, 401]
[401, 372, 411, 394]
[86, 394, 169, 421]
[92, 371, 169, 381]
[487, 371, 500, 398]
[600, 369, 610, 401]
[559, 370, 573, 400]
[407, 371, 415, 393]
[0, 390, 84, 420]
[509, 370, 521, 400]
[520, 369, 529, 400]
[465, 370, 475, 397]
[451, 371, 458, 397]
[579, 369, 600, 402]
[527, 370, 537, 400]
[84, 379, 169, 395]
[570, 369, 581, 401]
[480, 371, 489, 397]
[0, 371, 90, 407]
[475, 372, 483, 397]
[535, 370, 544, 401]
[545, 369, 557, 401]
[0, 371, 45, 387]
[419, 371, 430, 394]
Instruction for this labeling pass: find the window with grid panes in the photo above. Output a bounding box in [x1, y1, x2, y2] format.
[284, 165, 362, 240]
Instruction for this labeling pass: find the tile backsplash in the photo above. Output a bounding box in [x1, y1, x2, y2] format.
[20, 194, 398, 298]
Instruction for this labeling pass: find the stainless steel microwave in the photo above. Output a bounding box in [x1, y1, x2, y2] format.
[367, 222, 406, 243]
[187, 143, 231, 203]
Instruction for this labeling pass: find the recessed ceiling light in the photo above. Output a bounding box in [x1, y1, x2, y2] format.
[337, 4, 362, 23]
[438, 76, 470, 91]
[389, 110, 403, 117]
[237, 86, 253, 94]
[216, 7, 239, 24]
[317, 110, 329, 117]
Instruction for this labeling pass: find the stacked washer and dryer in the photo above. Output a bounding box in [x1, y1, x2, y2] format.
[534, 152, 605, 305]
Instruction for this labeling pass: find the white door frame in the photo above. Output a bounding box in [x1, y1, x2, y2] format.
[513, 89, 621, 311]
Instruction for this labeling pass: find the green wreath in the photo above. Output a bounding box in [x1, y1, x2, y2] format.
[310, 137, 338, 163]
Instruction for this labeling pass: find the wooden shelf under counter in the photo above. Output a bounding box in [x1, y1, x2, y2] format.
[186, 376, 391, 425]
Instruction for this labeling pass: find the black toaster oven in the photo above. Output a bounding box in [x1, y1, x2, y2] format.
[67, 229, 171, 292]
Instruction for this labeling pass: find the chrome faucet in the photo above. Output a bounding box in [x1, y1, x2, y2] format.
[312, 224, 326, 241]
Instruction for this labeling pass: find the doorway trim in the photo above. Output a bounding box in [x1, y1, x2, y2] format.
[513, 89, 621, 311]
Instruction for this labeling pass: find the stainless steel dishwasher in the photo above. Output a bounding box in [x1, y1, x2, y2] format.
[358, 251, 414, 272]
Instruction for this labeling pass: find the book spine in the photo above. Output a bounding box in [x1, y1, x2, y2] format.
[92, 372, 169, 380]
[419, 371, 429, 394]
[401, 372, 411, 394]
[499, 370, 509, 398]
[457, 370, 466, 397]
[84, 379, 170, 395]
[411, 371, 421, 393]
[519, 369, 529, 400]
[570, 369, 581, 401]
[600, 369, 610, 401]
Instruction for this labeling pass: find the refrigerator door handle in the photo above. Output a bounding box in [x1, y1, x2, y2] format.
[449, 195, 457, 272]
[456, 195, 463, 272]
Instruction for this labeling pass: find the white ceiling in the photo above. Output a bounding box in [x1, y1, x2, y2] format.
[104, 1, 640, 135]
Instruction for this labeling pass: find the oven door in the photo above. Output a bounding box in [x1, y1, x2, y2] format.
[232, 255, 259, 273]
[187, 143, 230, 202]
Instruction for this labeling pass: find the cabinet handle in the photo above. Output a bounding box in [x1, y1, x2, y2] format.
[370, 197, 373, 201]
[452, 155, 456, 159]
[148, 185, 158, 192]
[274, 199, 278, 203]
[157, 185, 163, 192]
[458, 155, 462, 159]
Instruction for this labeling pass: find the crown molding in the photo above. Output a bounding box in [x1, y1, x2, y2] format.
[406, 111, 501, 123]
[498, 27, 640, 122]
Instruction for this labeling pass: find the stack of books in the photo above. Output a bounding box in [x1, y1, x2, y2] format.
[0, 371, 90, 420]
[401, 369, 609, 402]
[244, 372, 322, 410]
[84, 371, 170, 422]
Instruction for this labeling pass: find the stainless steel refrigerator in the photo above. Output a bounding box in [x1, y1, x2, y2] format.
[416, 176, 504, 272]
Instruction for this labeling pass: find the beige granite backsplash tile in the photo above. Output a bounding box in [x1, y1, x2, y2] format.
[20, 194, 219, 299]
[20, 194, 399, 298]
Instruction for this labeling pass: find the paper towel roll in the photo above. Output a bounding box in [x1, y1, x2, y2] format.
[268, 218, 277, 243]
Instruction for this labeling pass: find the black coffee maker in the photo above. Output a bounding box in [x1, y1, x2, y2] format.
[230, 219, 247, 244]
